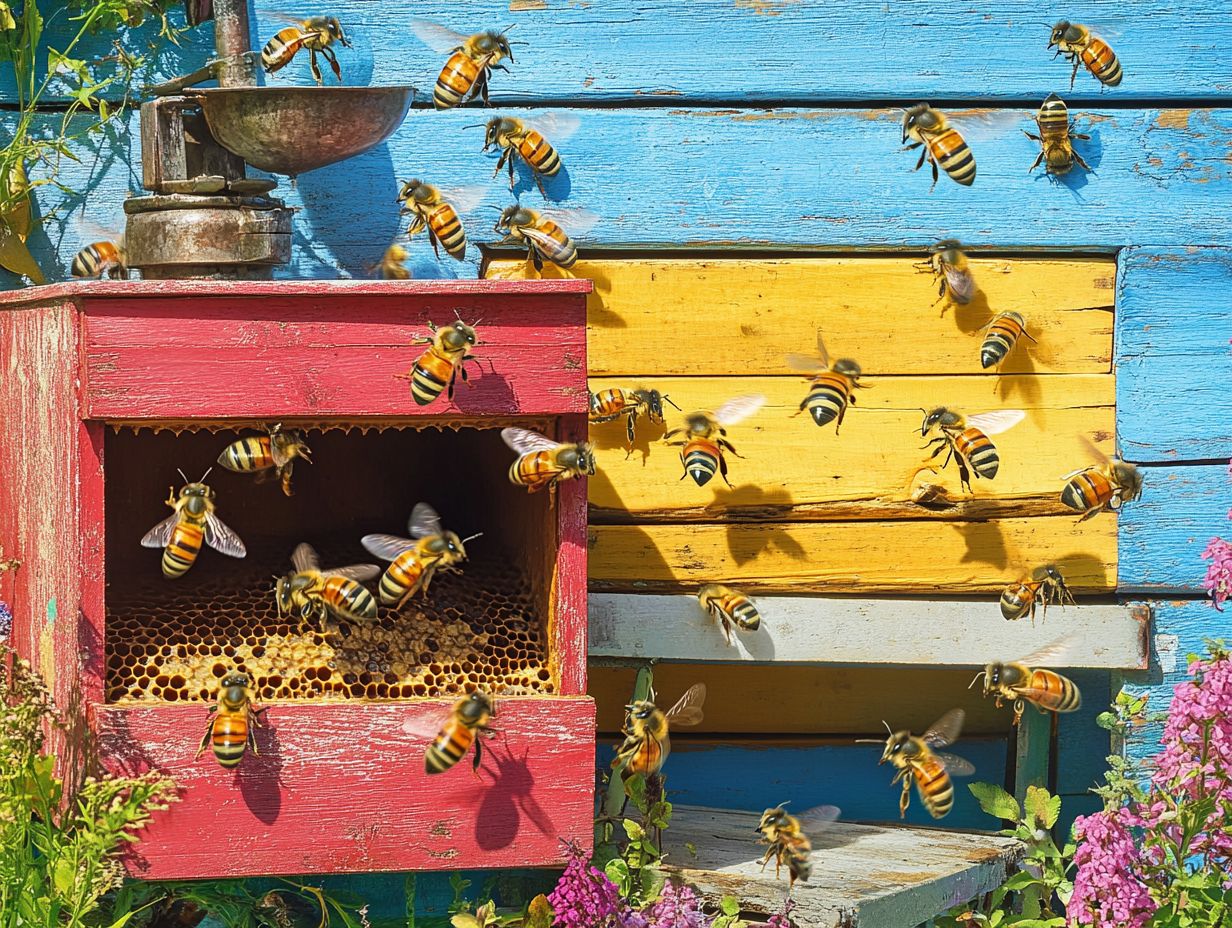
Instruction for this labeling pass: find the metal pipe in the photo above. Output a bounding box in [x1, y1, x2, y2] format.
[211, 0, 257, 87]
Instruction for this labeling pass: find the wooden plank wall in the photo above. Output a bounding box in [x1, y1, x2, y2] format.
[2, 0, 1230, 912]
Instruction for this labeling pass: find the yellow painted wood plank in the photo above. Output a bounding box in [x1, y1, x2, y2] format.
[486, 257, 1115, 377]
[588, 516, 1117, 594]
[587, 374, 1114, 521]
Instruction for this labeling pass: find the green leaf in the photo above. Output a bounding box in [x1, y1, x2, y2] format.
[639, 866, 665, 901]
[720, 896, 740, 917]
[969, 782, 1021, 823]
[623, 819, 645, 841]
[0, 3, 15, 31]
[524, 894, 553, 928]
[1024, 786, 1062, 830]
[604, 858, 630, 891]
[1000, 871, 1041, 892]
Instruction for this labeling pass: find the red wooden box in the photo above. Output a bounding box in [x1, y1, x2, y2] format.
[0, 280, 595, 879]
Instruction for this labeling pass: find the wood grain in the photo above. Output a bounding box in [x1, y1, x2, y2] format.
[589, 594, 1149, 668]
[586, 374, 1115, 521]
[491, 257, 1115, 377]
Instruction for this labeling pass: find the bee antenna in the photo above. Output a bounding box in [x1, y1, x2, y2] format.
[461, 532, 484, 544]
[461, 123, 487, 130]
[663, 394, 682, 410]
[176, 467, 189, 483]
[882, 720, 893, 735]
[969, 671, 986, 690]
[198, 466, 213, 482]
[500, 23, 518, 33]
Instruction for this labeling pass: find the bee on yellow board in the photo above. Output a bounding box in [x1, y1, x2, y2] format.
[919, 407, 1026, 493]
[697, 584, 762, 644]
[396, 180, 487, 263]
[216, 423, 312, 497]
[917, 239, 975, 307]
[589, 386, 680, 452]
[755, 803, 841, 888]
[361, 503, 479, 609]
[664, 394, 766, 488]
[274, 542, 380, 630]
[411, 19, 521, 109]
[404, 691, 498, 776]
[1060, 435, 1143, 521]
[1048, 21, 1123, 89]
[261, 15, 351, 85]
[980, 311, 1036, 371]
[901, 105, 976, 189]
[786, 333, 866, 434]
[502, 427, 595, 496]
[140, 469, 247, 578]
[369, 242, 412, 280]
[475, 113, 580, 196]
[396, 315, 481, 407]
[858, 709, 974, 820]
[973, 638, 1083, 726]
[1024, 94, 1092, 176]
[612, 683, 706, 782]
[1000, 565, 1075, 624]
[196, 671, 265, 768]
[493, 206, 598, 272]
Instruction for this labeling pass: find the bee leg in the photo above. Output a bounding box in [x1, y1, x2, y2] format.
[196, 707, 217, 759]
[165, 487, 177, 507]
[532, 169, 548, 199]
[1028, 150, 1045, 173]
[1012, 701, 1025, 727]
[405, 216, 426, 237]
[1073, 150, 1093, 173]
[956, 457, 973, 494]
[929, 156, 939, 192]
[475, 69, 491, 106]
[625, 413, 637, 451]
[718, 453, 733, 488]
[835, 402, 847, 435]
[899, 780, 912, 819]
[308, 50, 323, 86]
[529, 244, 544, 272]
[1069, 56, 1079, 90]
[494, 148, 512, 185]
[911, 147, 928, 172]
[425, 227, 443, 262]
[471, 736, 484, 777]
[322, 46, 342, 82]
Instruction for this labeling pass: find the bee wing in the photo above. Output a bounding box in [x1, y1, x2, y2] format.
[204, 513, 247, 558]
[410, 18, 469, 54]
[664, 683, 706, 728]
[953, 110, 1026, 143]
[518, 225, 571, 255]
[401, 715, 445, 740]
[966, 410, 1026, 436]
[291, 542, 321, 573]
[501, 427, 560, 455]
[784, 353, 825, 374]
[535, 207, 600, 236]
[321, 564, 381, 583]
[1078, 434, 1114, 467]
[815, 332, 832, 369]
[1017, 635, 1076, 668]
[521, 112, 582, 143]
[715, 394, 767, 427]
[408, 502, 443, 539]
[934, 753, 976, 778]
[922, 708, 965, 749]
[945, 267, 977, 304]
[74, 215, 123, 248]
[360, 533, 417, 562]
[794, 804, 842, 832]
[139, 513, 180, 549]
[438, 185, 490, 216]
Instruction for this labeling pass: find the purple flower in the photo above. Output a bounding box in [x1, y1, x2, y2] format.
[765, 900, 795, 928]
[547, 850, 627, 928]
[1202, 538, 1232, 610]
[0, 600, 11, 643]
[640, 881, 711, 928]
[1067, 808, 1157, 927]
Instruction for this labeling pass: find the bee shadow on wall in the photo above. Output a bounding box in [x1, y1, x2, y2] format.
[954, 519, 1010, 570]
[451, 358, 517, 416]
[993, 354, 1043, 409]
[707, 484, 803, 567]
[1054, 549, 1112, 595]
[589, 417, 670, 466]
[237, 714, 286, 825]
[475, 742, 556, 850]
[951, 289, 994, 338]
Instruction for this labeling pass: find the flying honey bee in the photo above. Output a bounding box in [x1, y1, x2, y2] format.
[1025, 94, 1092, 176]
[980, 312, 1036, 370]
[261, 15, 351, 85]
[216, 423, 312, 497]
[140, 469, 247, 578]
[196, 671, 265, 768]
[396, 315, 480, 407]
[361, 503, 480, 609]
[369, 242, 412, 279]
[71, 217, 127, 279]
[785, 333, 865, 433]
[502, 427, 596, 495]
[396, 180, 487, 263]
[475, 114, 581, 196]
[1048, 21, 1123, 89]
[612, 683, 706, 782]
[1060, 435, 1143, 521]
[273, 542, 380, 630]
[411, 19, 520, 109]
[974, 638, 1082, 726]
[411, 691, 498, 775]
[901, 105, 976, 189]
[589, 387, 680, 451]
[1000, 565, 1075, 624]
[697, 584, 762, 644]
[916, 239, 975, 307]
[493, 205, 599, 272]
[755, 804, 841, 888]
[663, 394, 766, 488]
[858, 709, 974, 820]
[919, 407, 1026, 493]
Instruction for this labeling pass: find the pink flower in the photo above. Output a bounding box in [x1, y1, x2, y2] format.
[640, 882, 712, 928]
[1201, 538, 1232, 610]
[548, 847, 631, 928]
[1067, 808, 1157, 927]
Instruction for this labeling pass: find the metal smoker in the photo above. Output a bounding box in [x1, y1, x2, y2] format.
[126, 0, 413, 279]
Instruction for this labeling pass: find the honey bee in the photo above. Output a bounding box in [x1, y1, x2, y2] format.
[1060, 435, 1143, 521]
[196, 672, 265, 768]
[361, 503, 480, 609]
[396, 180, 486, 263]
[396, 315, 480, 407]
[369, 242, 412, 279]
[1048, 21, 1123, 89]
[1024, 94, 1091, 176]
[755, 804, 840, 888]
[920, 407, 1026, 493]
[420, 691, 498, 775]
[1000, 565, 1075, 623]
[612, 683, 706, 781]
[476, 114, 580, 196]
[502, 427, 595, 495]
[785, 333, 865, 433]
[216, 423, 312, 497]
[411, 19, 519, 109]
[589, 387, 680, 451]
[901, 105, 976, 189]
[917, 239, 975, 307]
[974, 638, 1082, 726]
[859, 709, 974, 820]
[140, 469, 246, 578]
[697, 584, 761, 644]
[664, 394, 766, 488]
[273, 542, 380, 630]
[493, 205, 598, 272]
[980, 312, 1036, 370]
[71, 239, 127, 279]
[261, 15, 351, 85]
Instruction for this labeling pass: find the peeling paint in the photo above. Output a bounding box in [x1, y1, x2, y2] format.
[733, 0, 801, 14]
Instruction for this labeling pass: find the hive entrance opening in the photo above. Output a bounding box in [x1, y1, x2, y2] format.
[103, 422, 556, 704]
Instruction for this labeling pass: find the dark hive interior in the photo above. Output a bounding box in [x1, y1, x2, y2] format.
[104, 422, 556, 704]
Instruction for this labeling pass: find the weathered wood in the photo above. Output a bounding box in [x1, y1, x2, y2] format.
[1116, 247, 1232, 463]
[589, 595, 1149, 668]
[589, 518, 1118, 594]
[586, 374, 1115, 521]
[661, 806, 1022, 927]
[490, 257, 1114, 377]
[1012, 709, 1052, 810]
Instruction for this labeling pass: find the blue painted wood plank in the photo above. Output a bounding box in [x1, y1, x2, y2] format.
[1055, 670, 1113, 796]
[1116, 248, 1232, 463]
[15, 1, 1232, 105]
[1118, 464, 1232, 594]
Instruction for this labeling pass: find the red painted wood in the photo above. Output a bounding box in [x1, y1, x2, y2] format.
[554, 414, 590, 697]
[95, 697, 596, 879]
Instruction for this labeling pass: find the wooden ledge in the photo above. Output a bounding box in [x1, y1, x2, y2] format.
[663, 806, 1023, 927]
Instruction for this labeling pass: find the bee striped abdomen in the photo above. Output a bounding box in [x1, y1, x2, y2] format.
[322, 576, 377, 622]
[210, 713, 249, 767]
[981, 314, 1027, 369]
[1082, 39, 1122, 86]
[1028, 669, 1082, 712]
[71, 241, 123, 278]
[928, 129, 976, 186]
[162, 521, 204, 578]
[955, 428, 999, 479]
[518, 131, 562, 176]
[433, 51, 479, 109]
[427, 203, 467, 259]
[1061, 468, 1114, 513]
[625, 737, 666, 778]
[681, 438, 720, 486]
[410, 346, 459, 406]
[1037, 98, 1070, 137]
[802, 372, 852, 427]
[425, 723, 475, 774]
[510, 451, 556, 491]
[999, 581, 1037, 620]
[589, 388, 629, 421]
[379, 552, 427, 605]
[261, 27, 303, 72]
[913, 756, 955, 819]
[219, 436, 275, 472]
[536, 220, 578, 268]
[719, 592, 761, 631]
